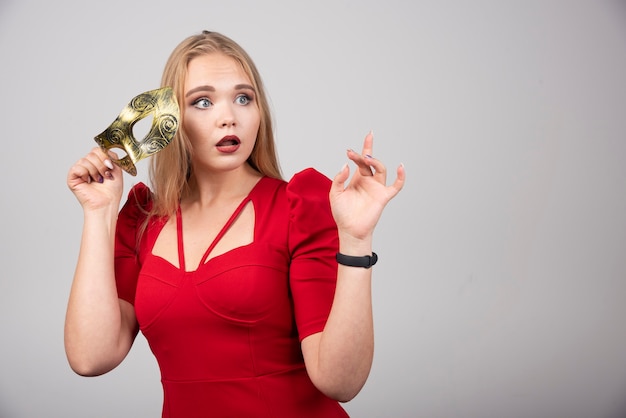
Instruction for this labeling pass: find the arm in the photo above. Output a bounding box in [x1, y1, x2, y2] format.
[302, 132, 405, 401]
[64, 147, 138, 376]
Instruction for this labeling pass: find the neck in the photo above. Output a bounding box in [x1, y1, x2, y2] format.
[184, 163, 262, 207]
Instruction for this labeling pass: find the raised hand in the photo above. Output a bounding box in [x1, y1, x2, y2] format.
[67, 147, 124, 211]
[329, 131, 405, 243]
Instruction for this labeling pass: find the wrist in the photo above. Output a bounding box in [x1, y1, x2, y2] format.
[338, 231, 372, 254]
[83, 204, 119, 226]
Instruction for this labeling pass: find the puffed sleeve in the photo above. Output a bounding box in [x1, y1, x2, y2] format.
[114, 183, 152, 305]
[287, 168, 339, 341]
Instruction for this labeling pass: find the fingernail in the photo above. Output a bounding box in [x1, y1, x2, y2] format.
[104, 159, 114, 170]
[105, 171, 113, 179]
[365, 154, 373, 159]
[98, 175, 104, 183]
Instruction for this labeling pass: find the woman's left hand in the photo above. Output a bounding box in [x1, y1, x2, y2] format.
[329, 131, 405, 243]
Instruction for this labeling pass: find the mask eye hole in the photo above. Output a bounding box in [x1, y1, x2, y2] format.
[111, 146, 129, 163]
[132, 114, 155, 143]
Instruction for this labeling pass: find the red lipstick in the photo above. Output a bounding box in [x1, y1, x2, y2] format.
[216, 135, 241, 153]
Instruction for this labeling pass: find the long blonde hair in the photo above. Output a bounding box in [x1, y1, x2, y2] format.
[148, 31, 281, 219]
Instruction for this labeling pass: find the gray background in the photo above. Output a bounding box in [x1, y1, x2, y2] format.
[1, 0, 626, 417]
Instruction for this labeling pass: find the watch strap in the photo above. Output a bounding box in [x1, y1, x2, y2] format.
[336, 252, 378, 269]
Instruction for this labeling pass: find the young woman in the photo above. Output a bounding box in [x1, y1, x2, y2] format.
[65, 31, 404, 417]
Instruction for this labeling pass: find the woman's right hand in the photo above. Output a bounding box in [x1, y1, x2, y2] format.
[67, 147, 124, 211]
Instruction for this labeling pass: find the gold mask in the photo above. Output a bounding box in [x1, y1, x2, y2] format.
[94, 87, 180, 176]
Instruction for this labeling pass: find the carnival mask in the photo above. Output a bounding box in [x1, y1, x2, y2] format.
[94, 87, 180, 176]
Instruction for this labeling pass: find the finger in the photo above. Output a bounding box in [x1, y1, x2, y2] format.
[330, 163, 350, 197]
[67, 162, 93, 186]
[360, 131, 374, 157]
[85, 147, 117, 181]
[347, 149, 374, 177]
[92, 146, 117, 170]
[364, 155, 387, 183]
[389, 163, 406, 196]
[103, 149, 121, 179]
[80, 156, 105, 184]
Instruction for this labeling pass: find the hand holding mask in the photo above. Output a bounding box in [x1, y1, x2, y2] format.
[94, 87, 180, 176]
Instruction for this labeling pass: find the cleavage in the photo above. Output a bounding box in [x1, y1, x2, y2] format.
[153, 199, 255, 272]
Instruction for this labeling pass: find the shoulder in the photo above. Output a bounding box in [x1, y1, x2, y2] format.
[249, 170, 333, 224]
[285, 168, 334, 228]
[126, 182, 153, 205]
[252, 169, 331, 203]
[118, 182, 153, 225]
[286, 168, 332, 197]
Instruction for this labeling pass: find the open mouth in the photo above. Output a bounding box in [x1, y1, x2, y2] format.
[216, 135, 241, 153]
[216, 136, 241, 147]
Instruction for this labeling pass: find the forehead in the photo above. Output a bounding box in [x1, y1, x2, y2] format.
[185, 53, 251, 86]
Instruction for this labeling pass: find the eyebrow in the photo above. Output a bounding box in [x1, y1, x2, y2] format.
[185, 84, 255, 98]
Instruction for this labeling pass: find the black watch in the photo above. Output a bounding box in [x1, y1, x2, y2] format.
[336, 252, 378, 269]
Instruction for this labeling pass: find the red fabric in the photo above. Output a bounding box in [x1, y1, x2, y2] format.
[114, 168, 347, 418]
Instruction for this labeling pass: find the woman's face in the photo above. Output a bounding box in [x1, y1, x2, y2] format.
[183, 53, 260, 173]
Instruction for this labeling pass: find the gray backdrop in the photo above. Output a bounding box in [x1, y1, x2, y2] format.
[1, 1, 626, 417]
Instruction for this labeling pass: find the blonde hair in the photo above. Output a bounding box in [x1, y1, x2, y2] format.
[148, 31, 281, 218]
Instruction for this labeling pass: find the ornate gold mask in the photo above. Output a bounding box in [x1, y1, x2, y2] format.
[94, 87, 180, 176]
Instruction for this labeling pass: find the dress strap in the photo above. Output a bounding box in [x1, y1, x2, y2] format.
[176, 206, 186, 271]
[198, 197, 251, 266]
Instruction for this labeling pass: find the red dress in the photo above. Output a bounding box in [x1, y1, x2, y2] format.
[114, 168, 349, 418]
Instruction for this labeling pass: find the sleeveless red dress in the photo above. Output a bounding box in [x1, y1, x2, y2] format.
[114, 169, 349, 417]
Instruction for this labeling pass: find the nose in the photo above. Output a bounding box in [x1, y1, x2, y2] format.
[217, 104, 236, 128]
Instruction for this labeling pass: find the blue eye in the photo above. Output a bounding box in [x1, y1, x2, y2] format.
[235, 94, 251, 105]
[193, 98, 212, 108]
